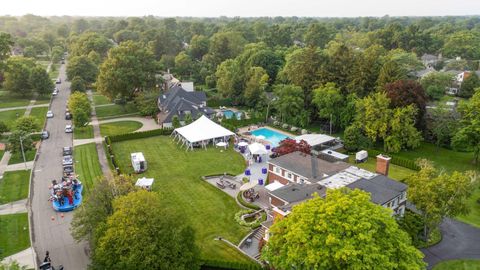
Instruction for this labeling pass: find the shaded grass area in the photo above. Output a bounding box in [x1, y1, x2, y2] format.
[0, 213, 30, 259]
[92, 94, 111, 106]
[112, 136, 252, 262]
[99, 121, 143, 137]
[0, 109, 26, 129]
[458, 183, 480, 228]
[73, 126, 94, 140]
[0, 98, 30, 109]
[74, 143, 102, 194]
[0, 170, 31, 204]
[433, 259, 480, 270]
[0, 150, 4, 161]
[8, 149, 36, 165]
[29, 106, 49, 130]
[349, 155, 415, 181]
[95, 103, 138, 119]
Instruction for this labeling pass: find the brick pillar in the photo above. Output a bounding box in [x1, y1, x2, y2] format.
[376, 154, 391, 176]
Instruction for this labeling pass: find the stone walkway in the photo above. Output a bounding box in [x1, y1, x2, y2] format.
[4, 161, 34, 172]
[0, 103, 49, 112]
[0, 151, 11, 178]
[73, 137, 103, 147]
[0, 199, 27, 215]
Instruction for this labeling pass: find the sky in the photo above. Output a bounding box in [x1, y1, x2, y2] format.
[2, 0, 480, 17]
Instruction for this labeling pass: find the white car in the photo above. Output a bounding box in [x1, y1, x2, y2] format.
[52, 90, 58, 96]
[46, 111, 54, 118]
[65, 125, 73, 133]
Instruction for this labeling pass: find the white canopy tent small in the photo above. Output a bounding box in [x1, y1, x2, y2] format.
[135, 177, 154, 190]
[172, 115, 236, 150]
[248, 142, 268, 155]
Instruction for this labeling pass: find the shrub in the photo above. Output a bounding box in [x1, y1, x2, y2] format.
[234, 210, 266, 228]
[236, 191, 261, 210]
[107, 128, 173, 143]
[200, 259, 264, 270]
[368, 149, 420, 171]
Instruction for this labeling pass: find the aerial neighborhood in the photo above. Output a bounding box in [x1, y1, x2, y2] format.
[0, 3, 480, 270]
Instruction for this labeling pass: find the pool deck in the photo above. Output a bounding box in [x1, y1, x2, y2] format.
[237, 125, 296, 146]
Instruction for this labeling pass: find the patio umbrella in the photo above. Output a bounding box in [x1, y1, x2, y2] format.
[216, 141, 227, 148]
[240, 181, 257, 191]
[238, 141, 249, 147]
[256, 135, 266, 140]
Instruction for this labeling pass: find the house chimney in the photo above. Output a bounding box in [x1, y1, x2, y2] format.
[311, 154, 318, 179]
[376, 154, 391, 176]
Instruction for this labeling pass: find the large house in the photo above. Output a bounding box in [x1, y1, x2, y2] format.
[157, 85, 216, 128]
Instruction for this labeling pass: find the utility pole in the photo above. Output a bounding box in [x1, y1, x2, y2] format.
[19, 135, 27, 170]
[329, 114, 332, 135]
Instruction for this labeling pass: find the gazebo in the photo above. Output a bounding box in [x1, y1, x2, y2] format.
[171, 115, 235, 150]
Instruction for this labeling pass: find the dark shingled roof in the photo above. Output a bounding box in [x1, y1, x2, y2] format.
[347, 175, 407, 205]
[269, 183, 326, 204]
[269, 151, 350, 183]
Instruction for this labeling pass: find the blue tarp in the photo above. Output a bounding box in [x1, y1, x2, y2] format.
[52, 185, 83, 212]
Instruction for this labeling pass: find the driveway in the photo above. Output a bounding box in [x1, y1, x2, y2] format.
[30, 63, 89, 269]
[422, 218, 480, 269]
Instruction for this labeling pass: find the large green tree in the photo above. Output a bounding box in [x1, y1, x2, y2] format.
[376, 60, 407, 91]
[3, 57, 35, 97]
[29, 66, 53, 96]
[452, 89, 480, 163]
[97, 41, 157, 99]
[244, 66, 268, 107]
[14, 116, 39, 134]
[443, 31, 480, 59]
[66, 55, 98, 84]
[262, 189, 425, 270]
[273, 84, 307, 126]
[312, 82, 344, 127]
[93, 190, 200, 269]
[459, 73, 480, 98]
[68, 31, 112, 58]
[420, 72, 453, 100]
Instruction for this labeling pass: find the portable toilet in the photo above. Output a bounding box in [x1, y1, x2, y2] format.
[131, 152, 147, 173]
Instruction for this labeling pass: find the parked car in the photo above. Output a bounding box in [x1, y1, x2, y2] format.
[46, 111, 54, 118]
[52, 90, 58, 96]
[62, 155, 73, 166]
[63, 165, 74, 174]
[41, 131, 49, 140]
[55, 78, 61, 84]
[65, 125, 73, 133]
[63, 147, 72, 156]
[65, 112, 72, 120]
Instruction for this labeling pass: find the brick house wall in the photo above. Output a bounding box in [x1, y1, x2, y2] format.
[270, 196, 286, 207]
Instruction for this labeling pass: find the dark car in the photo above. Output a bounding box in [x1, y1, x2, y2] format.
[62, 147, 72, 156]
[41, 131, 49, 140]
[65, 112, 72, 120]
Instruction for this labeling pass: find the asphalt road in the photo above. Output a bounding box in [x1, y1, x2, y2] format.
[30, 63, 89, 269]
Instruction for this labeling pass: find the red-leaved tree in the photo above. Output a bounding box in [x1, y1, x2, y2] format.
[385, 80, 427, 129]
[273, 139, 311, 156]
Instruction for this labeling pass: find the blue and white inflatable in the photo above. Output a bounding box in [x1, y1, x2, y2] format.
[52, 184, 83, 212]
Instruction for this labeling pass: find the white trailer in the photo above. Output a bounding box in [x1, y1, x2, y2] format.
[131, 152, 147, 173]
[355, 150, 368, 163]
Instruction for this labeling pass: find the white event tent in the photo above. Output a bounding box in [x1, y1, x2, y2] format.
[248, 142, 268, 155]
[171, 115, 235, 150]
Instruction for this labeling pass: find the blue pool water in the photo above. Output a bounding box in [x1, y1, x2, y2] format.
[250, 128, 291, 147]
[223, 110, 242, 120]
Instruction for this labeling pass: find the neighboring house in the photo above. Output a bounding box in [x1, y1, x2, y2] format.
[421, 53, 440, 68]
[456, 71, 471, 84]
[157, 85, 215, 128]
[413, 67, 435, 79]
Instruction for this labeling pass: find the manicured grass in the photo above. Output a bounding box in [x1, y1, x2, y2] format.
[0, 109, 26, 129]
[73, 126, 94, 140]
[29, 106, 49, 130]
[95, 103, 138, 119]
[349, 155, 416, 181]
[433, 259, 480, 270]
[92, 94, 112, 106]
[0, 98, 30, 109]
[0, 213, 30, 259]
[111, 136, 251, 262]
[49, 63, 60, 79]
[0, 150, 4, 161]
[74, 143, 103, 194]
[8, 149, 36, 165]
[99, 121, 143, 137]
[458, 184, 480, 228]
[0, 170, 31, 204]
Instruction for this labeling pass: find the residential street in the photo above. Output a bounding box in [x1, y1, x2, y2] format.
[422, 218, 480, 269]
[30, 63, 89, 269]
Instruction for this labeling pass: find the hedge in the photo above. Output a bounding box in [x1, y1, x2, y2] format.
[106, 128, 173, 143]
[234, 209, 266, 229]
[200, 259, 265, 270]
[237, 191, 261, 210]
[368, 149, 420, 171]
[220, 117, 264, 131]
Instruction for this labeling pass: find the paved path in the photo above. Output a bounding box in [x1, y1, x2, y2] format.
[73, 137, 103, 147]
[0, 103, 49, 112]
[422, 218, 480, 269]
[4, 161, 34, 172]
[1, 247, 35, 269]
[96, 116, 158, 132]
[0, 199, 27, 215]
[0, 151, 11, 178]
[86, 90, 112, 180]
[30, 62, 90, 269]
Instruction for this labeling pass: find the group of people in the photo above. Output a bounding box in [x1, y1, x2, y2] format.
[48, 175, 81, 206]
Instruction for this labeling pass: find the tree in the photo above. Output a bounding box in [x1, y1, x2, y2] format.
[97, 41, 157, 99]
[347, 44, 386, 97]
[174, 51, 194, 77]
[66, 55, 98, 84]
[262, 189, 425, 270]
[73, 110, 89, 127]
[172, 115, 180, 128]
[189, 34, 209, 60]
[0, 260, 27, 270]
[443, 31, 480, 59]
[29, 66, 53, 96]
[68, 31, 112, 57]
[93, 190, 200, 269]
[420, 72, 453, 100]
[313, 82, 344, 127]
[244, 66, 268, 107]
[273, 84, 306, 126]
[452, 89, 480, 163]
[0, 121, 8, 134]
[68, 92, 91, 116]
[273, 139, 311, 157]
[376, 60, 407, 91]
[184, 113, 193, 125]
[429, 105, 460, 148]
[50, 46, 64, 62]
[459, 73, 480, 98]
[7, 131, 34, 154]
[3, 57, 35, 97]
[208, 31, 246, 64]
[215, 59, 242, 100]
[385, 80, 427, 129]
[406, 160, 477, 241]
[384, 105, 422, 153]
[343, 124, 371, 152]
[70, 76, 86, 92]
[0, 32, 13, 63]
[14, 116, 39, 134]
[304, 23, 332, 48]
[134, 90, 158, 117]
[354, 92, 391, 142]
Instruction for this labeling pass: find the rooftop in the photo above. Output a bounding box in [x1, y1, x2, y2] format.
[317, 166, 376, 189]
[347, 175, 407, 205]
[270, 183, 326, 203]
[295, 134, 336, 147]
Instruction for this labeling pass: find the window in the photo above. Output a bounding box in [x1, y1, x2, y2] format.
[287, 173, 292, 180]
[275, 167, 280, 174]
[299, 179, 305, 184]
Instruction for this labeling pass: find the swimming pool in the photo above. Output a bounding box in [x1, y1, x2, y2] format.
[250, 127, 291, 147]
[223, 110, 242, 120]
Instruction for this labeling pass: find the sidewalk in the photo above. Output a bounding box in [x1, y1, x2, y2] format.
[1, 247, 35, 269]
[0, 103, 49, 112]
[4, 161, 34, 172]
[73, 137, 103, 146]
[0, 199, 27, 215]
[0, 151, 11, 178]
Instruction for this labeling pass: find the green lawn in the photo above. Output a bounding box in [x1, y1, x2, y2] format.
[0, 98, 30, 109]
[49, 63, 60, 79]
[8, 149, 36, 165]
[0, 213, 30, 259]
[349, 155, 416, 181]
[458, 183, 480, 227]
[73, 126, 94, 139]
[0, 109, 26, 129]
[433, 259, 480, 270]
[95, 103, 138, 119]
[29, 107, 49, 130]
[92, 94, 112, 106]
[111, 136, 252, 262]
[0, 150, 4, 161]
[0, 170, 30, 204]
[74, 143, 103, 194]
[99, 121, 143, 137]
